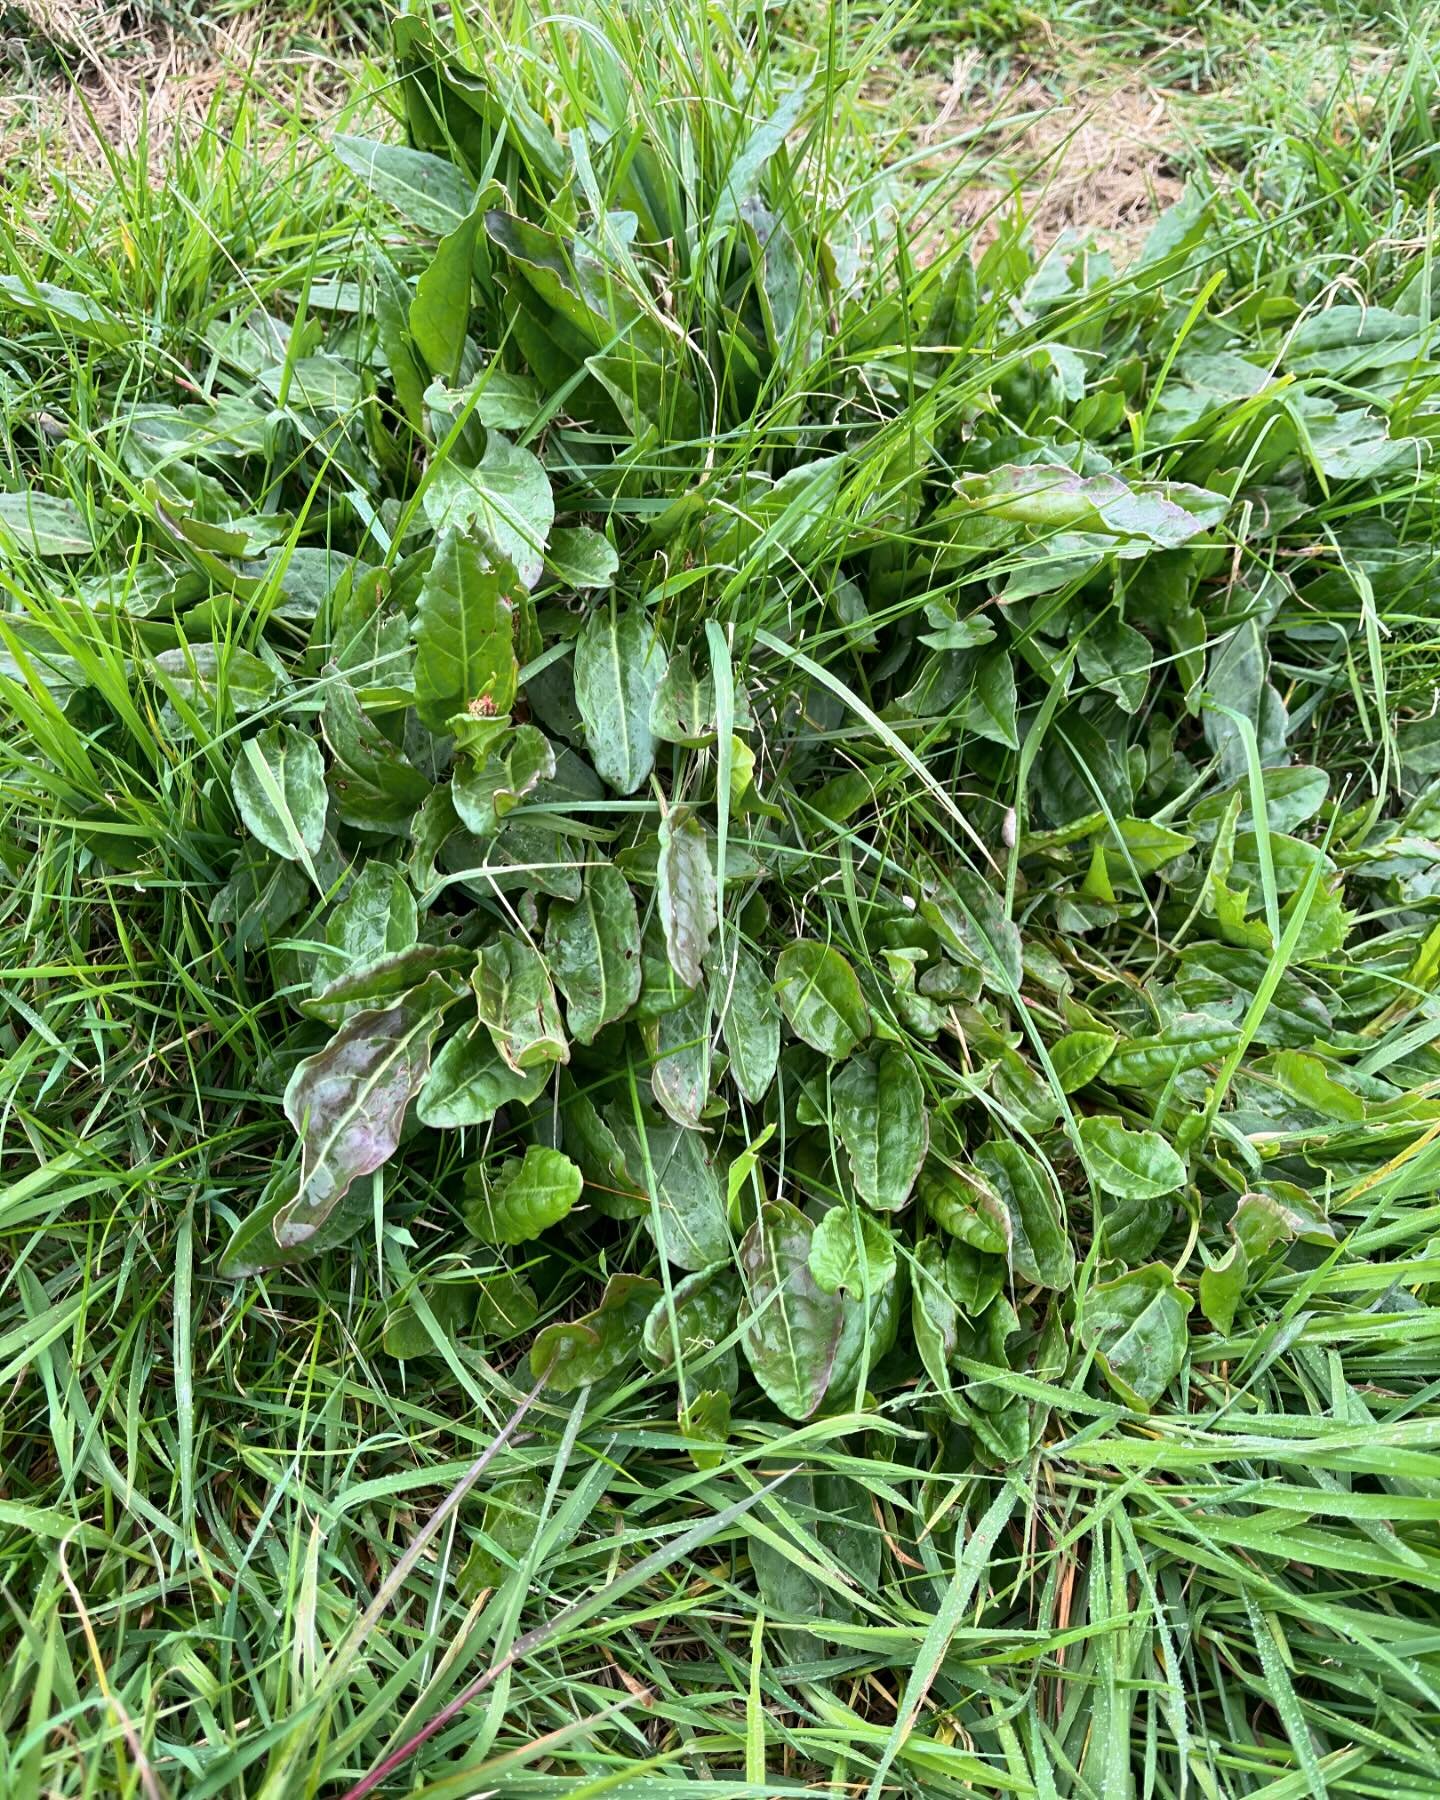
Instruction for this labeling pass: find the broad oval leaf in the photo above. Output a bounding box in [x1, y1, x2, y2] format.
[714, 942, 781, 1105]
[973, 1139, 1074, 1290]
[1078, 1115, 1187, 1200]
[413, 527, 518, 730]
[333, 133, 478, 234]
[464, 1145, 583, 1245]
[544, 861, 642, 1044]
[650, 650, 717, 746]
[739, 1198, 843, 1420]
[832, 1046, 929, 1211]
[641, 1263, 742, 1376]
[418, 1024, 549, 1127]
[231, 724, 326, 864]
[531, 1273, 662, 1390]
[1080, 1263, 1193, 1410]
[612, 1111, 728, 1270]
[1049, 1028, 1117, 1093]
[919, 869, 1023, 995]
[474, 933, 569, 1071]
[644, 990, 713, 1129]
[808, 1205, 897, 1296]
[278, 974, 452, 1246]
[657, 808, 717, 989]
[573, 603, 663, 796]
[452, 724, 554, 835]
[773, 941, 870, 1060]
[422, 437, 554, 591]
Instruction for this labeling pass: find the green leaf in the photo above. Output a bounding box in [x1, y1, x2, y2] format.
[383, 1281, 474, 1359]
[463, 1145, 583, 1245]
[0, 275, 127, 347]
[919, 1161, 1007, 1253]
[973, 1140, 1074, 1290]
[641, 1263, 741, 1376]
[333, 134, 476, 234]
[657, 807, 717, 989]
[1050, 1028, 1117, 1092]
[409, 200, 483, 382]
[413, 527, 519, 730]
[612, 1111, 729, 1270]
[544, 862, 642, 1044]
[573, 602, 663, 795]
[832, 1047, 929, 1211]
[1080, 1263, 1193, 1409]
[920, 869, 1023, 995]
[474, 1271, 541, 1337]
[423, 438, 554, 591]
[531, 1273, 662, 1390]
[547, 525, 618, 589]
[322, 677, 431, 831]
[650, 650, 717, 747]
[808, 1206, 897, 1296]
[773, 941, 870, 1060]
[1078, 1115, 1187, 1200]
[0, 490, 93, 556]
[714, 943, 781, 1105]
[645, 990, 713, 1129]
[303, 946, 470, 1023]
[1199, 1239, 1248, 1335]
[474, 933, 568, 1071]
[418, 1024, 549, 1127]
[326, 862, 416, 968]
[452, 724, 554, 835]
[965, 649, 1019, 749]
[278, 974, 452, 1246]
[231, 725, 326, 865]
[153, 644, 278, 716]
[217, 1167, 374, 1276]
[679, 1388, 731, 1470]
[955, 464, 1225, 547]
[738, 1198, 843, 1420]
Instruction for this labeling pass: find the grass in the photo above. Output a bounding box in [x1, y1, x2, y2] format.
[4, 0, 1440, 1795]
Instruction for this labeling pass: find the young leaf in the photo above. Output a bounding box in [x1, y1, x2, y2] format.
[544, 862, 643, 1044]
[413, 527, 518, 730]
[531, 1273, 662, 1390]
[573, 603, 663, 795]
[463, 1145, 583, 1245]
[738, 1198, 843, 1420]
[423, 437, 554, 591]
[231, 725, 326, 864]
[973, 1140, 1075, 1290]
[277, 974, 452, 1245]
[657, 807, 717, 988]
[650, 650, 717, 746]
[1080, 1263, 1194, 1409]
[1078, 1116, 1187, 1201]
[714, 943, 781, 1105]
[474, 933, 569, 1071]
[452, 724, 554, 835]
[773, 941, 871, 1060]
[832, 1046, 929, 1211]
[333, 134, 477, 233]
[643, 991, 713, 1129]
[809, 1206, 897, 1296]
[418, 1024, 549, 1128]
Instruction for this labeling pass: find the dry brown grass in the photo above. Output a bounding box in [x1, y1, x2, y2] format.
[0, 0, 356, 174]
